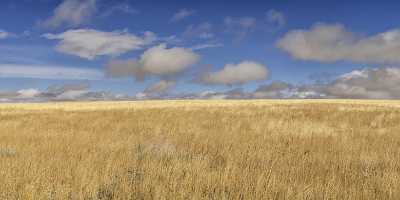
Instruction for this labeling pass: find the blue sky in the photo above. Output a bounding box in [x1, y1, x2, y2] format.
[1, 0, 400, 101]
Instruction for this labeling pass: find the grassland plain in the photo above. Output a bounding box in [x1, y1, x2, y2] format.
[1, 100, 400, 199]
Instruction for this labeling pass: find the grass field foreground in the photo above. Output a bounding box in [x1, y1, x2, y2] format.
[1, 100, 400, 199]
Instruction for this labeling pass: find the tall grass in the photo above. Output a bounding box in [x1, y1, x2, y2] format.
[1, 100, 400, 199]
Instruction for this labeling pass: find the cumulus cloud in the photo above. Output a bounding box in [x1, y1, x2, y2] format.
[44, 29, 156, 60]
[171, 9, 196, 22]
[266, 9, 286, 28]
[17, 89, 41, 99]
[200, 61, 269, 85]
[0, 64, 103, 80]
[40, 0, 97, 28]
[135, 44, 198, 75]
[106, 44, 200, 81]
[277, 23, 400, 63]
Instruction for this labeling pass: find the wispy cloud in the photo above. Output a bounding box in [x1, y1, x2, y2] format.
[0, 64, 103, 80]
[100, 3, 139, 17]
[39, 0, 97, 28]
[266, 9, 286, 28]
[224, 16, 257, 41]
[190, 42, 223, 50]
[170, 9, 196, 22]
[183, 22, 214, 39]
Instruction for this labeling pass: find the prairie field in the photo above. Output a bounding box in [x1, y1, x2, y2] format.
[2, 100, 400, 199]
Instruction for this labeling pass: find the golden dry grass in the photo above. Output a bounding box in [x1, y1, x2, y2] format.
[1, 100, 400, 199]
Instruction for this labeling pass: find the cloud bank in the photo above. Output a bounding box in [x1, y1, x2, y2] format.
[0, 83, 127, 102]
[3, 66, 400, 102]
[322, 67, 400, 99]
[252, 67, 400, 99]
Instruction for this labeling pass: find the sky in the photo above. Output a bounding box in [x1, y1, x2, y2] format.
[1, 0, 400, 101]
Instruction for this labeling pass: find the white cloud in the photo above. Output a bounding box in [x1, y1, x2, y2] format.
[107, 44, 200, 80]
[201, 61, 269, 85]
[0, 64, 103, 80]
[251, 67, 400, 99]
[56, 90, 88, 100]
[266, 9, 286, 28]
[323, 67, 400, 99]
[140, 44, 199, 75]
[17, 89, 41, 99]
[277, 23, 400, 63]
[40, 0, 97, 28]
[135, 92, 147, 99]
[171, 9, 196, 22]
[44, 29, 156, 60]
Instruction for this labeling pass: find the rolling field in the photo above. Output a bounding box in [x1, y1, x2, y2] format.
[1, 100, 400, 199]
